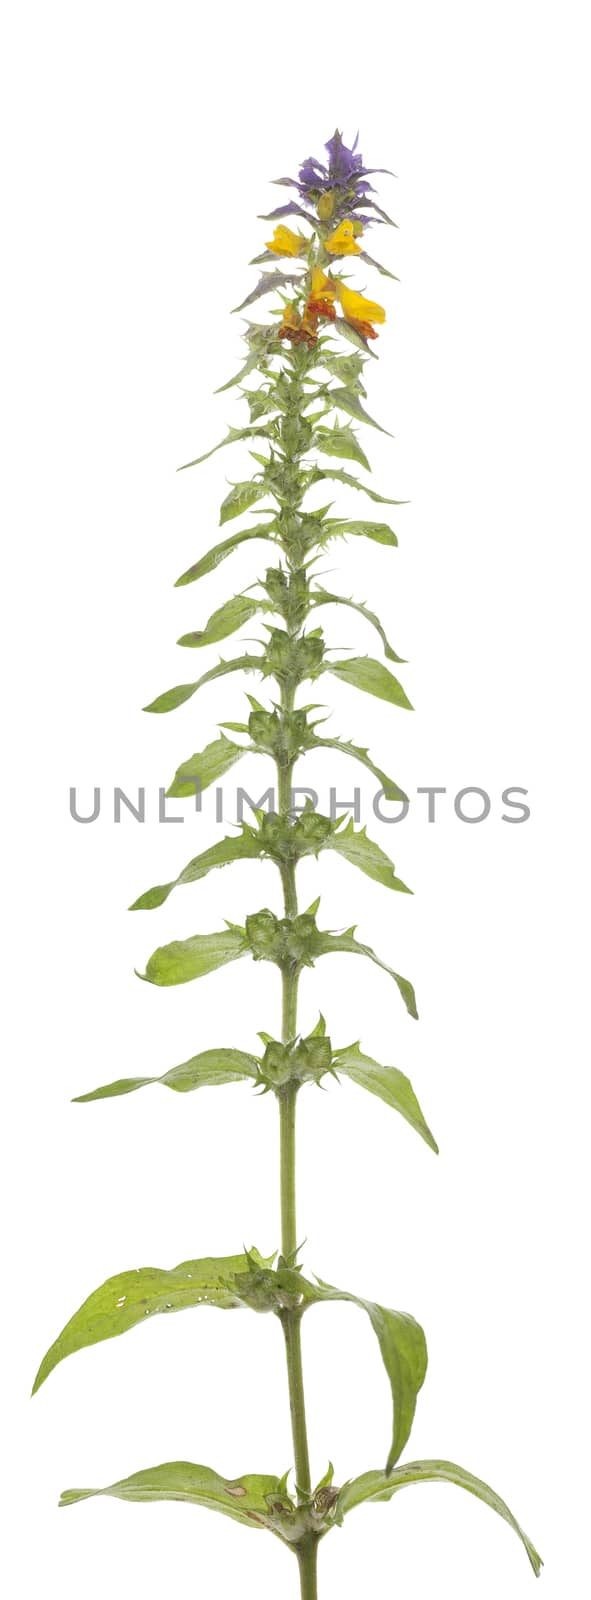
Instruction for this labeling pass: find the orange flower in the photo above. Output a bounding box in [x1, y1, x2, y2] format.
[277, 303, 318, 347]
[278, 304, 303, 343]
[306, 266, 338, 322]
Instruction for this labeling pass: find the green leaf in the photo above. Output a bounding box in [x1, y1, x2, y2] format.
[166, 734, 248, 799]
[174, 527, 274, 588]
[332, 1043, 437, 1152]
[137, 927, 248, 987]
[32, 1249, 272, 1393]
[232, 270, 303, 314]
[335, 317, 378, 355]
[328, 656, 413, 710]
[304, 1278, 427, 1469]
[60, 1461, 288, 1531]
[319, 351, 367, 392]
[328, 387, 392, 435]
[310, 735, 408, 803]
[315, 929, 418, 1018]
[178, 595, 261, 649]
[73, 1047, 260, 1102]
[314, 425, 371, 472]
[336, 1461, 542, 1575]
[129, 827, 262, 910]
[178, 425, 273, 472]
[144, 656, 262, 715]
[359, 249, 399, 281]
[220, 482, 266, 525]
[328, 820, 412, 892]
[311, 588, 404, 661]
[311, 466, 404, 506]
[320, 518, 398, 549]
[214, 352, 262, 392]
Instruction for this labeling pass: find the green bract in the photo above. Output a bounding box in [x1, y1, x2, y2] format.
[35, 130, 540, 1600]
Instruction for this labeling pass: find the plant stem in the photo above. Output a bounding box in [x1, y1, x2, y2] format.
[297, 1540, 319, 1599]
[277, 733, 314, 1521]
[274, 351, 321, 1587]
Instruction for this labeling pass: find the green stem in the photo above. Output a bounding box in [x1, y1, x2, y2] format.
[276, 722, 314, 1518]
[273, 355, 321, 1589]
[297, 1540, 319, 1599]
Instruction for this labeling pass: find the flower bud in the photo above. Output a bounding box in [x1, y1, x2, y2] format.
[317, 190, 336, 220]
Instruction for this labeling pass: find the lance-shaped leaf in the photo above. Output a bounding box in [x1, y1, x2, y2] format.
[137, 927, 248, 987]
[166, 734, 248, 799]
[178, 424, 275, 472]
[232, 270, 303, 314]
[336, 1461, 542, 1575]
[328, 820, 412, 892]
[214, 351, 262, 392]
[175, 525, 275, 588]
[328, 656, 413, 710]
[130, 826, 262, 910]
[361, 200, 398, 227]
[310, 734, 408, 803]
[73, 1047, 260, 1102]
[332, 1043, 437, 1152]
[358, 249, 399, 281]
[314, 425, 371, 472]
[60, 1461, 289, 1531]
[32, 1249, 272, 1393]
[144, 655, 263, 714]
[311, 588, 405, 662]
[302, 1278, 427, 1469]
[320, 518, 398, 550]
[220, 482, 267, 525]
[310, 465, 405, 506]
[329, 387, 392, 435]
[336, 317, 378, 356]
[315, 928, 418, 1018]
[178, 595, 262, 649]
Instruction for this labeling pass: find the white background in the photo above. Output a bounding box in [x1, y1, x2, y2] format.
[1, 2, 589, 1596]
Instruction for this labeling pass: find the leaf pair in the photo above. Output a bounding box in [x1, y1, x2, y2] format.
[162, 731, 408, 805]
[58, 1457, 541, 1575]
[33, 1247, 426, 1470]
[129, 815, 411, 913]
[73, 1033, 436, 1158]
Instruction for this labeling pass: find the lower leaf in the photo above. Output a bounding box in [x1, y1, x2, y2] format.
[60, 1460, 287, 1531]
[332, 1043, 438, 1152]
[315, 929, 418, 1018]
[136, 927, 248, 987]
[336, 1460, 542, 1576]
[73, 1047, 260, 1102]
[32, 1249, 273, 1393]
[302, 1278, 427, 1468]
[166, 733, 249, 799]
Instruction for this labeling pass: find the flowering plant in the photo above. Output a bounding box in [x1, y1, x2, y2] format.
[33, 130, 541, 1598]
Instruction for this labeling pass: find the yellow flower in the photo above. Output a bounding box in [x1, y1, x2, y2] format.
[325, 218, 362, 256]
[266, 224, 308, 257]
[338, 282, 386, 339]
[310, 266, 336, 302]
